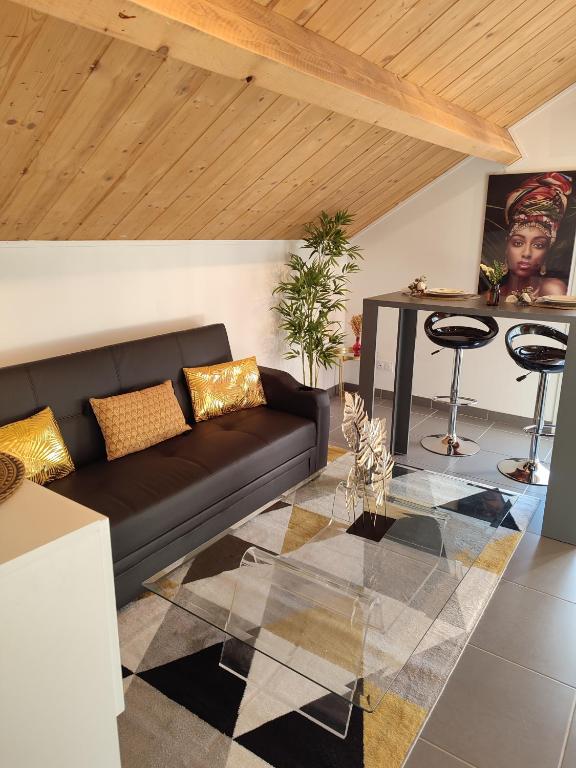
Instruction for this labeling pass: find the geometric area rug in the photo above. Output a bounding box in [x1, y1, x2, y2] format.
[117, 446, 541, 768]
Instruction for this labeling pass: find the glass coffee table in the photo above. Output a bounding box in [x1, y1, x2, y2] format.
[145, 462, 517, 738]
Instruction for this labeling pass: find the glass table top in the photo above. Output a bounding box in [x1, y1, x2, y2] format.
[144, 461, 517, 733]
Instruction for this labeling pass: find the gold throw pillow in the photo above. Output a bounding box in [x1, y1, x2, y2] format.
[0, 406, 75, 485]
[184, 356, 266, 422]
[90, 380, 190, 461]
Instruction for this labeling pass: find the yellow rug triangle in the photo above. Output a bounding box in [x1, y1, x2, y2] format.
[281, 505, 329, 554]
[364, 691, 427, 768]
[328, 444, 348, 463]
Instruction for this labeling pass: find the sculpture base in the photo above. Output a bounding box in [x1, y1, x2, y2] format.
[346, 510, 396, 542]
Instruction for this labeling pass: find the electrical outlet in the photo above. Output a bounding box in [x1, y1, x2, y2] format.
[376, 360, 393, 372]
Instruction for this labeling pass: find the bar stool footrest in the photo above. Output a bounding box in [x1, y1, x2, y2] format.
[433, 395, 478, 407]
[523, 423, 556, 437]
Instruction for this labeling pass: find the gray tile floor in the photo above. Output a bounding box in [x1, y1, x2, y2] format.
[329, 395, 576, 768]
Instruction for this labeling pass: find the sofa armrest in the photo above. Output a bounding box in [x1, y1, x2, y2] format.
[259, 366, 330, 472]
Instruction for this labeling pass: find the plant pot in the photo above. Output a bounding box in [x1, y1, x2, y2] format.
[352, 336, 362, 357]
[486, 284, 501, 306]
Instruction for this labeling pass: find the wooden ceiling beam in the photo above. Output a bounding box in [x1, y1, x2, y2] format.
[13, 0, 520, 164]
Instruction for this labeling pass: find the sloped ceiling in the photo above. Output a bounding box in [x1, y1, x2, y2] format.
[1, 0, 576, 240]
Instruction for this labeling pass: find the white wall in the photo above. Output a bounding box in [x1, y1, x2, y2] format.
[346, 85, 576, 418]
[0, 240, 337, 388]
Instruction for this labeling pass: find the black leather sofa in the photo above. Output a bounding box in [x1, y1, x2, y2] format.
[0, 325, 330, 606]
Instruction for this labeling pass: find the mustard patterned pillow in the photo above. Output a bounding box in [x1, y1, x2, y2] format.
[0, 406, 75, 485]
[90, 380, 190, 461]
[183, 356, 266, 422]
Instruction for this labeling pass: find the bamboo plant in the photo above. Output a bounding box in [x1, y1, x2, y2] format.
[273, 210, 362, 387]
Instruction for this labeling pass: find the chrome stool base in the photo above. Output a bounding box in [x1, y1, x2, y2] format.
[497, 458, 550, 486]
[420, 434, 480, 457]
[421, 344, 483, 458]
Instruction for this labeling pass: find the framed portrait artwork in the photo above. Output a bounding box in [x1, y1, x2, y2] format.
[478, 171, 576, 298]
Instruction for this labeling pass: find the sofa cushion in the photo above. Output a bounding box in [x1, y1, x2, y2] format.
[183, 356, 266, 422]
[0, 406, 75, 485]
[90, 380, 190, 460]
[50, 406, 315, 562]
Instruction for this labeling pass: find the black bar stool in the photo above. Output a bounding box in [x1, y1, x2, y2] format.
[421, 313, 499, 457]
[498, 324, 567, 486]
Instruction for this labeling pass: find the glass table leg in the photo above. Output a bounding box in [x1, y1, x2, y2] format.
[220, 636, 356, 738]
[219, 546, 378, 738]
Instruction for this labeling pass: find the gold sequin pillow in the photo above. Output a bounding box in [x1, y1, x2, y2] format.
[184, 356, 266, 422]
[0, 406, 75, 485]
[90, 380, 190, 461]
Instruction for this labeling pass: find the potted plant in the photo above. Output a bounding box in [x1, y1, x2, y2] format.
[273, 210, 362, 387]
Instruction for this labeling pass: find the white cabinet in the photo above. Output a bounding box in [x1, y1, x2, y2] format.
[0, 480, 123, 768]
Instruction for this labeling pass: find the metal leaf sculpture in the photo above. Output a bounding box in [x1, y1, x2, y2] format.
[342, 393, 366, 514]
[342, 392, 368, 453]
[341, 393, 394, 516]
[358, 418, 386, 507]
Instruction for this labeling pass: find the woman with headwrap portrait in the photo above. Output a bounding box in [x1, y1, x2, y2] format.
[479, 172, 575, 298]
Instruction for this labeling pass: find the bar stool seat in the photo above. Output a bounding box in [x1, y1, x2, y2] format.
[498, 324, 567, 486]
[426, 324, 497, 349]
[421, 313, 499, 457]
[513, 345, 566, 372]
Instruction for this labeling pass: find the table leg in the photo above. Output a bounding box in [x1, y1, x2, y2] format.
[390, 309, 418, 456]
[221, 636, 354, 738]
[359, 299, 379, 418]
[542, 327, 576, 545]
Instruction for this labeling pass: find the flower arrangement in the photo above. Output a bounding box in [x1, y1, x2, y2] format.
[480, 260, 507, 286]
[480, 260, 507, 305]
[408, 275, 427, 296]
[350, 313, 362, 356]
[350, 314, 362, 337]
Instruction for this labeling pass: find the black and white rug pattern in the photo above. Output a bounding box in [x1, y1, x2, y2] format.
[117, 452, 540, 768]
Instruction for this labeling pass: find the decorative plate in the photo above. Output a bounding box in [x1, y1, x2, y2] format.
[425, 288, 466, 296]
[402, 291, 476, 300]
[0, 452, 26, 504]
[537, 295, 576, 305]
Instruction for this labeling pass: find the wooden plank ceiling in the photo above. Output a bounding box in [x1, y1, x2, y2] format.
[1, 0, 576, 240]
